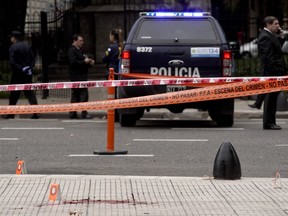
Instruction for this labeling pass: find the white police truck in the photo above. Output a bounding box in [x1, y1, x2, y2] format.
[117, 12, 234, 127]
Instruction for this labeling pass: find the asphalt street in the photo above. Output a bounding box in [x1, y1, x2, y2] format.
[0, 97, 287, 178]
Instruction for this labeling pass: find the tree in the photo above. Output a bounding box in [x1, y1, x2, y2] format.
[223, 0, 287, 20]
[223, 0, 242, 12]
[221, 0, 288, 39]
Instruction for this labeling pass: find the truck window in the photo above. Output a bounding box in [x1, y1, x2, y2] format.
[136, 19, 220, 44]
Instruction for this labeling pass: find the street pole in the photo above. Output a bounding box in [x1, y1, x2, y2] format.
[40, 11, 49, 99]
[124, 0, 127, 40]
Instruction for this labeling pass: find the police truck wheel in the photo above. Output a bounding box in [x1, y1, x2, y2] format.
[208, 99, 234, 127]
[216, 114, 233, 127]
[119, 114, 137, 127]
[208, 111, 234, 127]
[114, 109, 119, 122]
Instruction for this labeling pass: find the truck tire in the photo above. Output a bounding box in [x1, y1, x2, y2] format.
[210, 112, 234, 127]
[208, 99, 234, 127]
[119, 114, 137, 127]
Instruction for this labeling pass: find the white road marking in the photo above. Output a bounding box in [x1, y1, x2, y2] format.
[236, 121, 286, 125]
[275, 144, 288, 147]
[62, 120, 106, 123]
[1, 127, 64, 130]
[249, 118, 288, 121]
[69, 154, 154, 157]
[6, 118, 59, 122]
[172, 128, 244, 131]
[0, 138, 19, 140]
[133, 139, 208, 142]
[141, 118, 161, 120]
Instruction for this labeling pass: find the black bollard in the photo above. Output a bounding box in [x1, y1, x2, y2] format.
[213, 141, 241, 180]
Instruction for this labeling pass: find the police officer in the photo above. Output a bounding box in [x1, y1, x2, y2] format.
[103, 28, 123, 76]
[4, 31, 40, 119]
[103, 29, 123, 122]
[67, 34, 94, 119]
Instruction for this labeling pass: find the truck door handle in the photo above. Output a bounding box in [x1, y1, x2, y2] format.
[168, 60, 184, 65]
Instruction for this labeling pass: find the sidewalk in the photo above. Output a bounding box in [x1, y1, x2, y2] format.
[0, 175, 286, 216]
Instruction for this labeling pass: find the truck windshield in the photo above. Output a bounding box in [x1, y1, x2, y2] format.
[136, 19, 220, 44]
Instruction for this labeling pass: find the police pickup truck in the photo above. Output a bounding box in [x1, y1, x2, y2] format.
[117, 12, 234, 127]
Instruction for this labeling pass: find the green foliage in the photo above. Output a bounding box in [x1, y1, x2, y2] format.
[0, 61, 11, 85]
[0, 64, 11, 98]
[234, 57, 260, 77]
[0, 61, 42, 99]
[0, 91, 10, 99]
[234, 55, 288, 77]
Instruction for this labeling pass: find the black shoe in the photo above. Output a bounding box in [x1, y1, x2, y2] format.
[82, 114, 93, 119]
[264, 124, 282, 130]
[3, 114, 15, 119]
[248, 103, 260, 109]
[31, 113, 40, 119]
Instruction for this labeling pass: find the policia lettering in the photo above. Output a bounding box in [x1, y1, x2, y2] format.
[151, 67, 200, 77]
[0, 80, 287, 115]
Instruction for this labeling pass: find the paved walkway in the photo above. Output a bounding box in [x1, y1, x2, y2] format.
[0, 175, 287, 216]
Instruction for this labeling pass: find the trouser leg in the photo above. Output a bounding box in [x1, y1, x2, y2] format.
[9, 91, 21, 106]
[263, 92, 279, 127]
[70, 88, 80, 117]
[79, 88, 89, 116]
[24, 90, 38, 105]
[255, 94, 266, 109]
[24, 90, 39, 117]
[5, 91, 21, 118]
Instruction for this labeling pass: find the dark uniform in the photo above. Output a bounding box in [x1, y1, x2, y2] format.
[103, 38, 121, 122]
[6, 31, 39, 119]
[67, 45, 90, 118]
[103, 42, 121, 76]
[258, 28, 286, 129]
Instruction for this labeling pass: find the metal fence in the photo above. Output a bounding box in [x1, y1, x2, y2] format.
[24, 7, 77, 99]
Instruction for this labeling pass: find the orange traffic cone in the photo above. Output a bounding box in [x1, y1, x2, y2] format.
[16, 160, 27, 175]
[48, 183, 62, 201]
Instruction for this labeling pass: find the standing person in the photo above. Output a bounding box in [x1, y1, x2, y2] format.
[258, 16, 286, 130]
[103, 29, 123, 122]
[4, 31, 40, 119]
[103, 28, 123, 77]
[67, 34, 94, 119]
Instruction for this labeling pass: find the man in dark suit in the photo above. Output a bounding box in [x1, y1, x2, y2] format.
[4, 31, 40, 119]
[258, 16, 286, 130]
[67, 34, 94, 119]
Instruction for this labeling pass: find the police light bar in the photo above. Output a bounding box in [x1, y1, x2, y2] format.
[140, 12, 210, 17]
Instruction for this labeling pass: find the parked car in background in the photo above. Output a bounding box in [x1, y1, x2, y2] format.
[239, 38, 258, 58]
[240, 30, 288, 58]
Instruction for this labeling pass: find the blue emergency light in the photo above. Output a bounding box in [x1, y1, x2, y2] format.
[141, 12, 210, 17]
